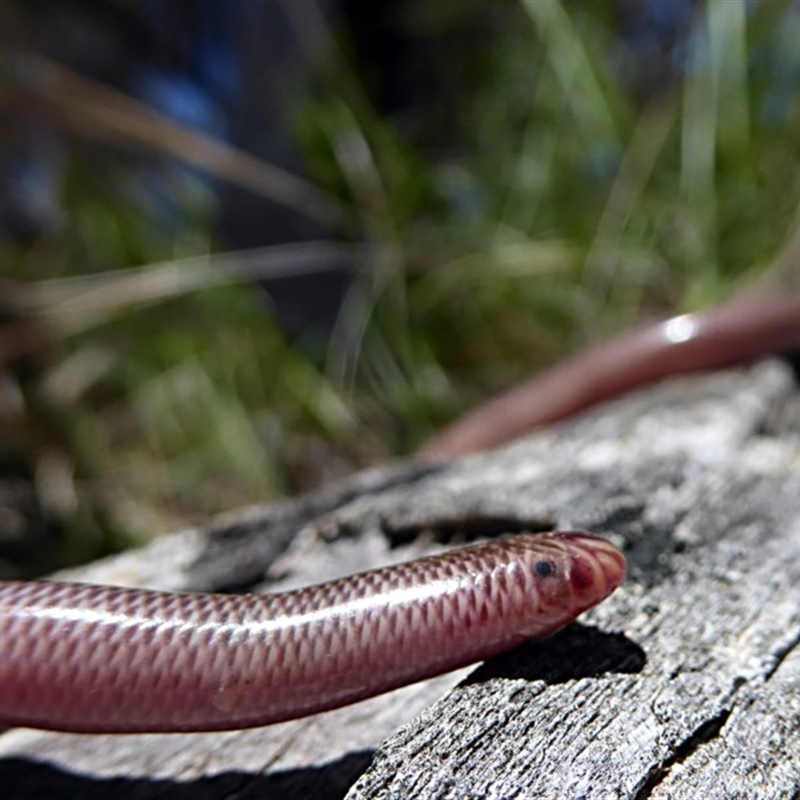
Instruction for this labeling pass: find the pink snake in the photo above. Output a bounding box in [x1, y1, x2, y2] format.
[10, 291, 794, 733]
[0, 532, 624, 733]
[421, 292, 800, 459]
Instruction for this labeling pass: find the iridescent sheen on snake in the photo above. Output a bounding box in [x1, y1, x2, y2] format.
[0, 531, 625, 733]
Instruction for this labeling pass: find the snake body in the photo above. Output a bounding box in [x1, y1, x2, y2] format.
[0, 531, 625, 733]
[421, 293, 800, 459]
[6, 292, 797, 733]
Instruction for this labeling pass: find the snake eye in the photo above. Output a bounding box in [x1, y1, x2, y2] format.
[535, 560, 556, 578]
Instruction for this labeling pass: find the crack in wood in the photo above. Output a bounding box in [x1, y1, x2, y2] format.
[633, 709, 732, 799]
[378, 514, 556, 548]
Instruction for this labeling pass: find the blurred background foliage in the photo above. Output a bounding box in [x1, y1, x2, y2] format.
[1, 0, 800, 576]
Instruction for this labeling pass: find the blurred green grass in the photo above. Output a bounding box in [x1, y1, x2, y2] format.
[3, 0, 800, 575]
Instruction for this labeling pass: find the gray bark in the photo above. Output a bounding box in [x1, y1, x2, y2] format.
[1, 360, 799, 799]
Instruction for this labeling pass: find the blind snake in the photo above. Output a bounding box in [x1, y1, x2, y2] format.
[19, 289, 787, 733]
[0, 531, 625, 733]
[4, 290, 797, 732]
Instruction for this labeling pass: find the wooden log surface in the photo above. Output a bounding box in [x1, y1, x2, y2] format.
[2, 359, 800, 798]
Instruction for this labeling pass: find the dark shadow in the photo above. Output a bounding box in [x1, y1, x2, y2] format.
[779, 349, 800, 382]
[380, 514, 557, 548]
[0, 748, 376, 800]
[464, 624, 646, 686]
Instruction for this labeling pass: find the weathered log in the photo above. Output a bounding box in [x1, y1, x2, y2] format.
[1, 360, 799, 798]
